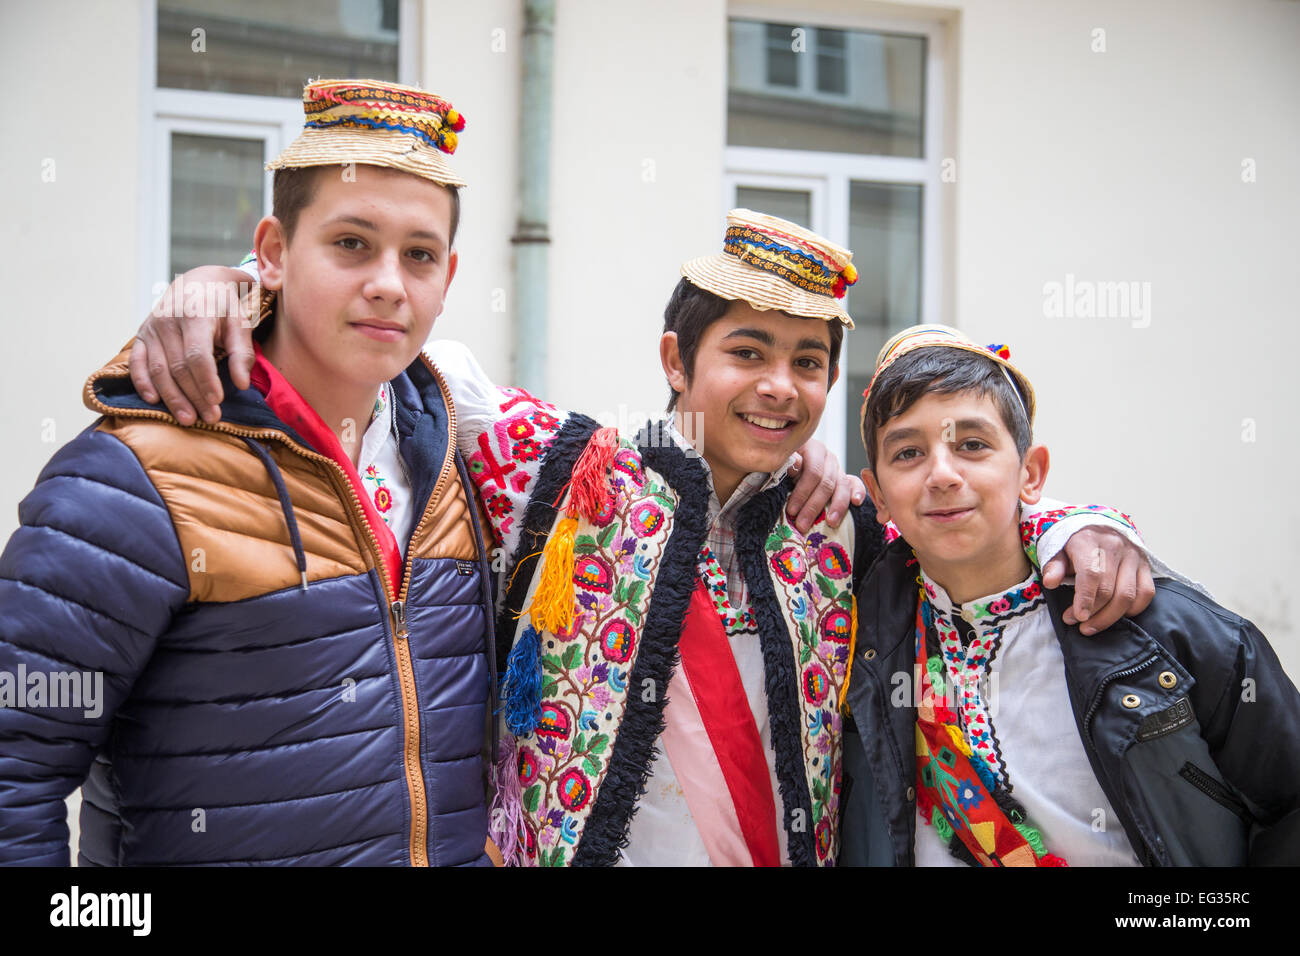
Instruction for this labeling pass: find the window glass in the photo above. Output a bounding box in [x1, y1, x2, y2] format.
[815, 29, 847, 95]
[157, 0, 400, 97]
[843, 181, 923, 476]
[734, 186, 812, 230]
[728, 18, 925, 157]
[168, 132, 264, 276]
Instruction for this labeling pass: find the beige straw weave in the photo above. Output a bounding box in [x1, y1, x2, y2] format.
[680, 209, 856, 327]
[267, 127, 467, 187]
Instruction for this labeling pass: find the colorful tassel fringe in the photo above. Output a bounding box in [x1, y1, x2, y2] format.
[568, 426, 619, 521]
[487, 733, 524, 865]
[526, 516, 578, 634]
[502, 626, 543, 736]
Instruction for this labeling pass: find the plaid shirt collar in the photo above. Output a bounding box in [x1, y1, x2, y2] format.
[658, 416, 794, 526]
[659, 416, 796, 616]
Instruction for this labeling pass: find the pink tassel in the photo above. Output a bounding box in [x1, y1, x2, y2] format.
[488, 733, 524, 865]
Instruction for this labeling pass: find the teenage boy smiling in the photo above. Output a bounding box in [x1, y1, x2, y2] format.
[426, 212, 1155, 865]
[842, 325, 1300, 866]
[0, 80, 499, 866]
[658, 300, 836, 502]
[128, 208, 1155, 865]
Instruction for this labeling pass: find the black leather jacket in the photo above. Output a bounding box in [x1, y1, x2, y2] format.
[840, 539, 1300, 866]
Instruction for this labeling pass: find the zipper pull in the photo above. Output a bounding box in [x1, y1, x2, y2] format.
[391, 599, 408, 638]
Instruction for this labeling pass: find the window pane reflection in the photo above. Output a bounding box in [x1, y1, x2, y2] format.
[169, 133, 264, 277]
[729, 19, 925, 157]
[844, 180, 922, 476]
[158, 0, 400, 98]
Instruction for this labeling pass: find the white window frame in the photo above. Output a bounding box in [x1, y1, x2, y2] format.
[137, 0, 420, 317]
[725, 6, 947, 465]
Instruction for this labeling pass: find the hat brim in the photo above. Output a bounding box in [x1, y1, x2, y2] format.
[266, 127, 467, 187]
[680, 254, 854, 328]
[858, 338, 1038, 442]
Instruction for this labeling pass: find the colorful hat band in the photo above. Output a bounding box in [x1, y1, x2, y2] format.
[303, 82, 466, 155]
[863, 329, 1034, 426]
[723, 225, 859, 300]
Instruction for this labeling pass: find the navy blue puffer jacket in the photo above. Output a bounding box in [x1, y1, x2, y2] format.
[0, 349, 496, 866]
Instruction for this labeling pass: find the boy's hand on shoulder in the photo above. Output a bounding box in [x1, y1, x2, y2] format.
[1043, 527, 1156, 635]
[129, 265, 257, 426]
[786, 440, 866, 533]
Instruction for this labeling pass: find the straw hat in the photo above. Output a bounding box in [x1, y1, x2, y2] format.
[267, 78, 467, 186]
[680, 209, 857, 328]
[860, 324, 1037, 436]
[256, 78, 467, 326]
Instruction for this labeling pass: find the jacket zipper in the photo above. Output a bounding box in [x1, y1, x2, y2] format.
[1083, 655, 1157, 730]
[1079, 654, 1160, 864]
[386, 356, 459, 867]
[1179, 762, 1252, 822]
[88, 367, 458, 869]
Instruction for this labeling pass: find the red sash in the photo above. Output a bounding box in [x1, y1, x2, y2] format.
[669, 581, 782, 866]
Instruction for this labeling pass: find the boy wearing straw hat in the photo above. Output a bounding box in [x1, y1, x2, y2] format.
[125, 198, 1156, 864]
[416, 212, 1157, 865]
[842, 325, 1300, 866]
[0, 79, 502, 866]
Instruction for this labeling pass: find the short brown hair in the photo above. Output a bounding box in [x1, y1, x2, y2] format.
[271, 165, 461, 246]
[661, 278, 844, 411]
[861, 347, 1032, 470]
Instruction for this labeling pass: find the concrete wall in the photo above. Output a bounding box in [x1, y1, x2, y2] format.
[420, 0, 522, 387]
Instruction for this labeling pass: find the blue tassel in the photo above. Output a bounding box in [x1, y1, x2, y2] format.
[502, 626, 543, 736]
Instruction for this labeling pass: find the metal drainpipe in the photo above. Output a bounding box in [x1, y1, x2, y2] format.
[511, 0, 555, 394]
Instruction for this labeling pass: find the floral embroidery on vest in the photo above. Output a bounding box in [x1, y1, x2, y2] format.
[516, 442, 675, 866]
[464, 387, 565, 539]
[764, 520, 856, 865]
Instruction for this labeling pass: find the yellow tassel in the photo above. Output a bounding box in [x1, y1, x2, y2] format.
[945, 722, 973, 757]
[838, 595, 859, 713]
[526, 517, 578, 634]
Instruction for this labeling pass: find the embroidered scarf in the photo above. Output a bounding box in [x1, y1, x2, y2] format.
[913, 588, 1068, 867]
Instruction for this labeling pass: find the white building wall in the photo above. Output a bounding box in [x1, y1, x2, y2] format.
[421, 0, 522, 387]
[946, 0, 1300, 676]
[534, 0, 1300, 675]
[0, 0, 145, 538]
[543, 0, 729, 424]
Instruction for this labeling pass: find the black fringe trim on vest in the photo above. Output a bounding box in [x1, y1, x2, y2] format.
[735, 477, 819, 866]
[493, 413, 601, 671]
[570, 425, 711, 866]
